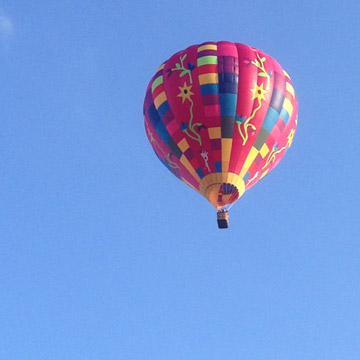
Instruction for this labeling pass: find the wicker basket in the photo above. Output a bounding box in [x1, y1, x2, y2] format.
[217, 210, 229, 229]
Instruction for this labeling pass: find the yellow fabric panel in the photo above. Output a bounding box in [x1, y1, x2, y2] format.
[156, 63, 165, 73]
[198, 173, 221, 195]
[222, 161, 230, 174]
[198, 44, 217, 52]
[208, 127, 221, 139]
[222, 193, 233, 203]
[260, 169, 269, 179]
[233, 176, 245, 196]
[221, 172, 229, 183]
[207, 185, 222, 209]
[177, 138, 190, 152]
[283, 98, 293, 116]
[154, 91, 167, 109]
[180, 155, 201, 183]
[286, 82, 295, 98]
[240, 147, 258, 178]
[221, 139, 233, 173]
[283, 70, 291, 79]
[199, 73, 218, 85]
[260, 143, 269, 158]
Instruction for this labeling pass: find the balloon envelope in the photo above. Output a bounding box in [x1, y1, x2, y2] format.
[144, 41, 297, 211]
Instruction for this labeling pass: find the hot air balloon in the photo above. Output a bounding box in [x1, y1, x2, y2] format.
[144, 41, 297, 228]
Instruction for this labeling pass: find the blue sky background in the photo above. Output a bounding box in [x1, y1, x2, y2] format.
[1, 1, 360, 359]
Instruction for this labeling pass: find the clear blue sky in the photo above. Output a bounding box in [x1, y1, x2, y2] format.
[1, 1, 359, 359]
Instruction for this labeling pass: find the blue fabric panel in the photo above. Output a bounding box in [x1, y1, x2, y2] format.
[201, 83, 219, 95]
[148, 103, 161, 128]
[157, 101, 170, 118]
[215, 161, 222, 172]
[155, 121, 171, 144]
[148, 104, 161, 128]
[218, 73, 238, 94]
[167, 138, 182, 159]
[263, 107, 280, 133]
[219, 94, 237, 116]
[244, 172, 250, 181]
[196, 168, 205, 178]
[280, 108, 290, 124]
[222, 183, 236, 194]
[269, 89, 285, 113]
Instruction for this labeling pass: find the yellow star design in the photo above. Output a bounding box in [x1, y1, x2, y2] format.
[250, 83, 268, 103]
[177, 82, 194, 103]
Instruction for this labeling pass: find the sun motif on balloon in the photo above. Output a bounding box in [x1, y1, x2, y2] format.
[173, 60, 203, 146]
[251, 83, 268, 103]
[177, 82, 194, 103]
[237, 52, 271, 146]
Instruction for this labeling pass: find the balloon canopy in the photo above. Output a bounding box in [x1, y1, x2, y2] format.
[143, 41, 297, 227]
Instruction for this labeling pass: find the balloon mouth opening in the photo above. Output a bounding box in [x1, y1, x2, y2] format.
[198, 173, 246, 210]
[208, 183, 240, 209]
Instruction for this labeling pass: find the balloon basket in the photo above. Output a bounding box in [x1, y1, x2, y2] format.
[217, 210, 229, 229]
